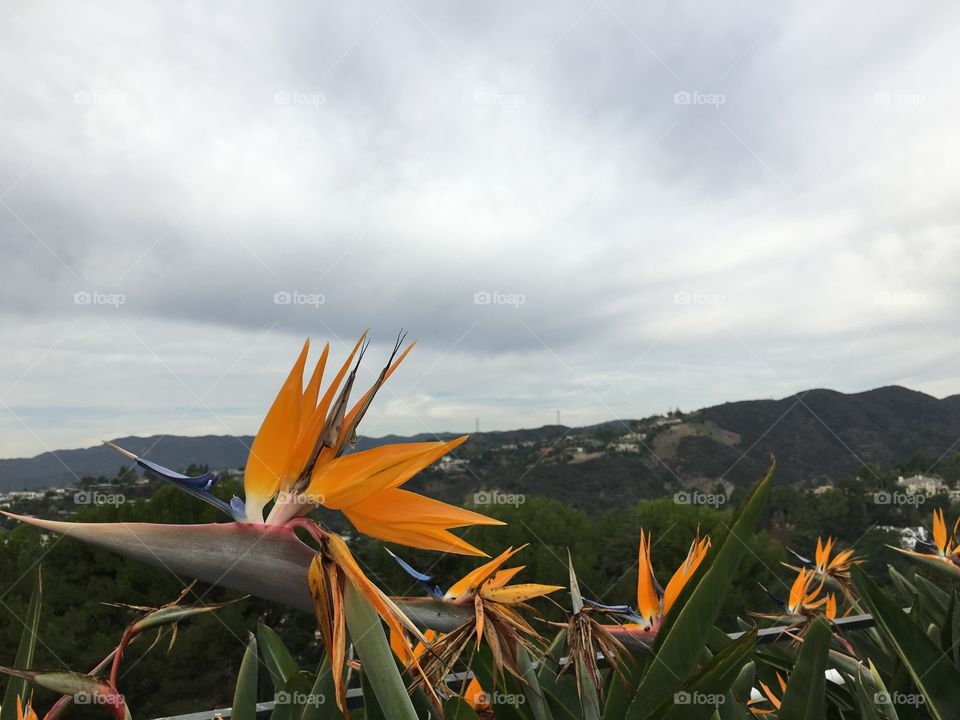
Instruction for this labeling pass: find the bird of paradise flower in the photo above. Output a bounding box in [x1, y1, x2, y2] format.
[4, 333, 504, 713]
[892, 507, 960, 580]
[386, 545, 564, 701]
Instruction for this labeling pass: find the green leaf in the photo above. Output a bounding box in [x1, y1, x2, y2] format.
[653, 627, 757, 720]
[232, 633, 259, 720]
[131, 598, 242, 634]
[626, 459, 775, 718]
[361, 669, 389, 720]
[470, 645, 528, 720]
[776, 615, 831, 720]
[299, 656, 335, 720]
[443, 696, 481, 719]
[576, 655, 602, 720]
[519, 645, 553, 720]
[342, 581, 417, 720]
[270, 672, 316, 720]
[854, 660, 898, 720]
[0, 568, 41, 720]
[257, 620, 300, 690]
[853, 564, 960, 720]
[0, 668, 126, 719]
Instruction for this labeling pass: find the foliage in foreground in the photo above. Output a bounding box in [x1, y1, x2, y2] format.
[5, 461, 960, 719]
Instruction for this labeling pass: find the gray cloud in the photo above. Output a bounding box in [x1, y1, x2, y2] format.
[1, 0, 959, 457]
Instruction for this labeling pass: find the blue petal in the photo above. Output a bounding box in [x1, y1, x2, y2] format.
[584, 599, 643, 622]
[133, 456, 239, 520]
[385, 548, 434, 582]
[786, 547, 813, 566]
[385, 548, 442, 598]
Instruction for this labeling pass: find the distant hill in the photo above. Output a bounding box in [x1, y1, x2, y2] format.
[3, 386, 960, 508]
[0, 432, 459, 491]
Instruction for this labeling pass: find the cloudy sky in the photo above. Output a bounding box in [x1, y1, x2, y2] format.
[0, 0, 958, 458]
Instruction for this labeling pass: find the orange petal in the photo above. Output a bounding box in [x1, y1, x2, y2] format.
[286, 334, 367, 482]
[324, 532, 424, 644]
[661, 535, 710, 617]
[308, 437, 468, 510]
[344, 488, 504, 557]
[331, 340, 417, 456]
[445, 547, 527, 600]
[465, 677, 490, 710]
[487, 566, 525, 590]
[636, 530, 661, 622]
[933, 509, 948, 554]
[480, 583, 564, 604]
[299, 344, 329, 436]
[787, 568, 811, 613]
[244, 340, 309, 521]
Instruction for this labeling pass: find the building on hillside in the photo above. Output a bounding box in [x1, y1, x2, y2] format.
[438, 456, 470, 472]
[897, 474, 947, 496]
[877, 525, 927, 550]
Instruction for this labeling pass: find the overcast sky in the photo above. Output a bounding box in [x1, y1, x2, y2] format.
[1, 1, 958, 458]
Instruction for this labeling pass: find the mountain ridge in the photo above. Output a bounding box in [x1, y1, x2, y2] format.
[3, 385, 959, 497]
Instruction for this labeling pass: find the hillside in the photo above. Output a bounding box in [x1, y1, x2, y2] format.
[3, 386, 960, 511]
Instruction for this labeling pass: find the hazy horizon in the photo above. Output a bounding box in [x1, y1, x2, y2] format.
[2, 380, 954, 462]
